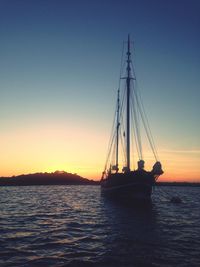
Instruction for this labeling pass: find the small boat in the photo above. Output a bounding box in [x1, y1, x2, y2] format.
[101, 35, 163, 201]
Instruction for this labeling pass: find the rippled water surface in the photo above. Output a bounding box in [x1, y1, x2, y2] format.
[0, 185, 200, 267]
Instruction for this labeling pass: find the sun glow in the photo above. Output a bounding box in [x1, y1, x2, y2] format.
[0, 115, 199, 182]
[155, 148, 200, 182]
[0, 119, 107, 180]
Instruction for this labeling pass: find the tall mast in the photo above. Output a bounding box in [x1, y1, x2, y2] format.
[126, 34, 131, 171]
[116, 89, 120, 172]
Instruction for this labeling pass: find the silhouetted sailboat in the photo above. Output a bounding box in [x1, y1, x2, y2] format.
[101, 35, 163, 200]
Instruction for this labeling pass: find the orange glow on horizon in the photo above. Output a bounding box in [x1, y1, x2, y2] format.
[0, 121, 199, 182]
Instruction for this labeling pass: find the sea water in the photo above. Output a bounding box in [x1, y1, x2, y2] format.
[0, 185, 200, 267]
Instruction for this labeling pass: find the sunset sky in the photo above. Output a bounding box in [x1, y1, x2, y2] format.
[0, 0, 199, 182]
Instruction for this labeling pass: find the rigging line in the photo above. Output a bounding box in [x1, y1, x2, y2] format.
[133, 87, 158, 161]
[119, 128, 126, 167]
[119, 110, 126, 164]
[104, 82, 126, 172]
[132, 77, 158, 161]
[104, 131, 116, 172]
[131, 97, 142, 160]
[111, 141, 117, 166]
[130, 105, 138, 169]
[120, 119, 126, 165]
[120, 83, 127, 130]
[128, 49, 143, 160]
[136, 80, 159, 159]
[119, 78, 126, 119]
[118, 81, 126, 149]
[106, 42, 126, 173]
[140, 96, 158, 160]
[118, 42, 125, 88]
[131, 59, 159, 160]
[105, 111, 116, 161]
[130, 84, 143, 159]
[131, 79, 142, 154]
[103, 95, 119, 172]
[118, 83, 127, 167]
[130, 89, 141, 160]
[105, 46, 131, 172]
[130, 42, 137, 80]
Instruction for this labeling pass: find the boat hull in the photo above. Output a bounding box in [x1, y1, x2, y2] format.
[101, 171, 155, 201]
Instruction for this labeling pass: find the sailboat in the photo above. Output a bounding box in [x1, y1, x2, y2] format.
[101, 35, 163, 200]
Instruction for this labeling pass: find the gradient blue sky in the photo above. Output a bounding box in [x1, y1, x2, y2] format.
[0, 0, 199, 181]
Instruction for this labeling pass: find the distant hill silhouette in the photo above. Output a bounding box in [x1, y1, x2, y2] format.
[0, 171, 99, 186]
[0, 172, 199, 187]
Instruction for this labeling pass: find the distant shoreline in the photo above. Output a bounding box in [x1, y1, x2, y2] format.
[0, 171, 99, 186]
[0, 171, 199, 187]
[156, 182, 200, 187]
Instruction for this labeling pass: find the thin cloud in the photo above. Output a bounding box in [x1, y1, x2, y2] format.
[161, 149, 200, 154]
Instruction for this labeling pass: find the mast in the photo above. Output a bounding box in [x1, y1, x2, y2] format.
[116, 89, 120, 172]
[126, 34, 131, 171]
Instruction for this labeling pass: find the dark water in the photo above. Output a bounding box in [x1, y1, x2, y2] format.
[0, 185, 200, 267]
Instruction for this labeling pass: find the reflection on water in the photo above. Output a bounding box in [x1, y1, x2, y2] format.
[0, 185, 200, 266]
[99, 197, 158, 267]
